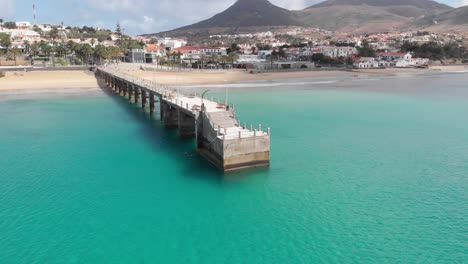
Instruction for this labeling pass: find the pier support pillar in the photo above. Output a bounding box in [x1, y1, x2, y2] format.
[178, 111, 196, 138]
[134, 87, 139, 104]
[128, 85, 133, 100]
[141, 90, 147, 109]
[162, 101, 179, 128]
[159, 96, 164, 121]
[149, 94, 155, 115]
[123, 82, 127, 96]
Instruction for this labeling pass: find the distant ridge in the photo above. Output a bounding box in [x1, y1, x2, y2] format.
[298, 0, 453, 33]
[147, 0, 467, 37]
[414, 5, 468, 32]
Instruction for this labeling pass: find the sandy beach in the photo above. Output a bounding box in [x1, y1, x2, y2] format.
[0, 65, 466, 93]
[0, 71, 101, 91]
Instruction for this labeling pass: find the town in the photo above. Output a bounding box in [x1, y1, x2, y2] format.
[1, 20, 467, 71]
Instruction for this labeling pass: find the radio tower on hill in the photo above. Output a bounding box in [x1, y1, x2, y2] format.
[33, 3, 37, 25]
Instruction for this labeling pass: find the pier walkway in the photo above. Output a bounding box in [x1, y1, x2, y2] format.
[96, 66, 270, 171]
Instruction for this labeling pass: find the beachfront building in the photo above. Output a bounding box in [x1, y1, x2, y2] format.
[377, 52, 412, 61]
[127, 49, 146, 63]
[354, 57, 380, 68]
[316, 46, 358, 58]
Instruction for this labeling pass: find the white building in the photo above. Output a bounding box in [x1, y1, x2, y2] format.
[377, 52, 412, 61]
[355, 57, 380, 69]
[16, 22, 32, 29]
[317, 46, 357, 58]
[158, 37, 187, 49]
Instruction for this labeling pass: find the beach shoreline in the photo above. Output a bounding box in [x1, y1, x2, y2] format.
[0, 65, 466, 96]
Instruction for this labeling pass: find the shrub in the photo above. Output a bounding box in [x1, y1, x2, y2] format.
[0, 71, 5, 78]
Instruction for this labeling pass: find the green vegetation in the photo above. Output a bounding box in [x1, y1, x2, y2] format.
[0, 32, 11, 53]
[2, 21, 16, 29]
[400, 41, 468, 60]
[0, 71, 5, 78]
[357, 41, 376, 57]
[7, 48, 22, 66]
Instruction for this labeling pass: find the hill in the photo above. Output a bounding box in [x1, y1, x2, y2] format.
[155, 0, 302, 37]
[297, 0, 452, 33]
[149, 0, 466, 37]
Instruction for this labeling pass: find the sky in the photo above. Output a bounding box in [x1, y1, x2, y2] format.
[1, 0, 467, 34]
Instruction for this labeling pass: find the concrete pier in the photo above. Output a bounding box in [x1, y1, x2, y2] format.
[96, 67, 270, 172]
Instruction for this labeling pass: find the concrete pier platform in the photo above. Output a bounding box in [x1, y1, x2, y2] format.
[97, 66, 270, 172]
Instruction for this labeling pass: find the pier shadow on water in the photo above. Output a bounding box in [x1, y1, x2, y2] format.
[96, 79, 266, 183]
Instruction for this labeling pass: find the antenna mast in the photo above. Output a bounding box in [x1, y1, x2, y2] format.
[33, 3, 37, 25]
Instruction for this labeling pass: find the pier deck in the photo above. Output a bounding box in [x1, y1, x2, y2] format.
[96, 66, 270, 171]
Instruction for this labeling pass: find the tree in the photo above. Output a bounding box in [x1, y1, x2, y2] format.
[49, 27, 59, 40]
[33, 25, 43, 34]
[199, 54, 207, 69]
[3, 21, 16, 29]
[230, 43, 240, 53]
[227, 52, 238, 64]
[30, 41, 40, 57]
[8, 48, 22, 66]
[209, 54, 218, 64]
[357, 41, 376, 57]
[115, 22, 122, 47]
[345, 56, 354, 66]
[220, 55, 228, 69]
[0, 33, 11, 53]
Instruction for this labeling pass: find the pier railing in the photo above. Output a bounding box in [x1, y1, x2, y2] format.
[98, 65, 270, 140]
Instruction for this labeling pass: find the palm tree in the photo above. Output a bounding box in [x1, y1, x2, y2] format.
[227, 52, 239, 65]
[209, 54, 218, 65]
[30, 41, 39, 57]
[199, 54, 207, 69]
[220, 55, 228, 69]
[8, 48, 22, 66]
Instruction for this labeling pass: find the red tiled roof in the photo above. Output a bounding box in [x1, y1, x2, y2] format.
[377, 52, 407, 56]
[172, 46, 201, 53]
[145, 44, 164, 52]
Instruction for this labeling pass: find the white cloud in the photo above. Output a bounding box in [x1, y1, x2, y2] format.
[75, 0, 322, 34]
[0, 0, 15, 19]
[453, 0, 468, 7]
[13, 0, 455, 35]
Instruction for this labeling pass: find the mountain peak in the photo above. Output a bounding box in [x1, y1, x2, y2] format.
[171, 0, 302, 31]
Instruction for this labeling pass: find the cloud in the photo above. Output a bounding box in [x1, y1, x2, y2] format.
[0, 0, 15, 19]
[453, 0, 468, 7]
[73, 0, 323, 34]
[9, 0, 458, 34]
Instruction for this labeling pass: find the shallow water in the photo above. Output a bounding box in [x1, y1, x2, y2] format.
[0, 72, 467, 263]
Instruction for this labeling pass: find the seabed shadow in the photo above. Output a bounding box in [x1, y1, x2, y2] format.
[95, 75, 259, 183]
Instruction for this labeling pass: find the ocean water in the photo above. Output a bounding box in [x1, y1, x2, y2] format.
[0, 72, 467, 263]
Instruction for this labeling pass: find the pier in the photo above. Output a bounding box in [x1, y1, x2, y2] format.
[96, 66, 270, 171]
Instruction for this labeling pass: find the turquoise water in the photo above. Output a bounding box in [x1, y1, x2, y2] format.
[0, 73, 467, 263]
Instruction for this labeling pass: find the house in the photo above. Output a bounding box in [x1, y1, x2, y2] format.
[377, 52, 412, 61]
[354, 57, 380, 68]
[316, 46, 357, 58]
[158, 37, 187, 49]
[145, 44, 165, 57]
[15, 22, 32, 29]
